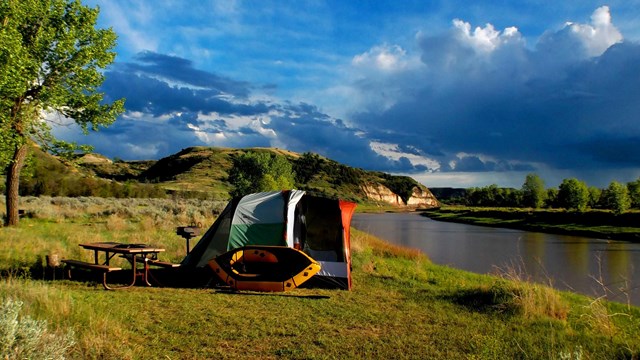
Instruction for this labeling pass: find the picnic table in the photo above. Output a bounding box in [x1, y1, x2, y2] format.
[62, 242, 171, 290]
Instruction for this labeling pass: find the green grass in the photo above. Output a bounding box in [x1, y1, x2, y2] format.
[424, 206, 640, 242]
[1, 201, 639, 359]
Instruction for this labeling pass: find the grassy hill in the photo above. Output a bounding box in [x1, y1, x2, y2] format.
[13, 146, 438, 206]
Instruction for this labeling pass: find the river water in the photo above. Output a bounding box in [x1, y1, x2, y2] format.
[352, 212, 640, 306]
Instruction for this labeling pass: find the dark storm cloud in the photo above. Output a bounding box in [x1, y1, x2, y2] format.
[101, 69, 270, 117]
[265, 103, 421, 172]
[128, 51, 252, 97]
[71, 51, 413, 169]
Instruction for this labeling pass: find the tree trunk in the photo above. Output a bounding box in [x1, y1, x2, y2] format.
[5, 143, 28, 226]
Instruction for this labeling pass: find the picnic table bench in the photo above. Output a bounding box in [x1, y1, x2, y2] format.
[62, 242, 168, 290]
[62, 259, 123, 289]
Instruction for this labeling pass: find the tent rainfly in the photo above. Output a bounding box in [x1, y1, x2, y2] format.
[181, 190, 357, 290]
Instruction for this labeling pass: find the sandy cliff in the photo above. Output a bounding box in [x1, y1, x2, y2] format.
[362, 183, 439, 209]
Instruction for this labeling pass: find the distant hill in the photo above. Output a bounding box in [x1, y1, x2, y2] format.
[14, 146, 439, 208]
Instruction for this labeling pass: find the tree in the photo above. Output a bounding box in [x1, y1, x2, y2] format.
[544, 188, 559, 208]
[603, 181, 630, 215]
[521, 173, 546, 208]
[557, 178, 589, 212]
[587, 186, 603, 209]
[293, 152, 323, 184]
[383, 176, 419, 205]
[0, 0, 124, 225]
[228, 152, 295, 198]
[627, 177, 640, 209]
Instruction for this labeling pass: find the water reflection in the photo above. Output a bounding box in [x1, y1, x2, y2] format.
[352, 213, 640, 306]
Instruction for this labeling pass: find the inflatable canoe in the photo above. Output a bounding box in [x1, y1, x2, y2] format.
[208, 245, 321, 292]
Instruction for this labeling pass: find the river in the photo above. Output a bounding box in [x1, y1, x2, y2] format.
[352, 212, 640, 306]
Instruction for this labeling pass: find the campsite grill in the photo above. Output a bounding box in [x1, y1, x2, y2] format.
[176, 224, 201, 255]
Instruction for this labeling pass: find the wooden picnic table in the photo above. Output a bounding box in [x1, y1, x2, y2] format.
[63, 242, 166, 290]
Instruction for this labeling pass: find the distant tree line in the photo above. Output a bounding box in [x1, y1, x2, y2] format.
[441, 173, 640, 215]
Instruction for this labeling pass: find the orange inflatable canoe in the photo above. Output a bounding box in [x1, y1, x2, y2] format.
[208, 245, 321, 292]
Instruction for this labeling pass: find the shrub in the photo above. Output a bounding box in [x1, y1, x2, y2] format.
[0, 298, 75, 360]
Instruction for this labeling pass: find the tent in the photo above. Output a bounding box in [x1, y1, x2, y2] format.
[181, 190, 357, 290]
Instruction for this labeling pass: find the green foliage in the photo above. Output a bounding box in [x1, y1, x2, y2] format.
[521, 173, 546, 208]
[228, 152, 295, 197]
[13, 147, 166, 198]
[588, 186, 602, 209]
[603, 181, 630, 215]
[545, 188, 559, 208]
[0, 298, 75, 359]
[293, 152, 323, 184]
[49, 140, 94, 161]
[558, 178, 589, 212]
[0, 0, 124, 142]
[465, 185, 521, 207]
[0, 0, 124, 224]
[627, 177, 640, 209]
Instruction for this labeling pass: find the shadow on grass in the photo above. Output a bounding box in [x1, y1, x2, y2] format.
[3, 256, 335, 298]
[0, 256, 67, 281]
[5, 260, 332, 298]
[445, 286, 518, 315]
[214, 289, 331, 299]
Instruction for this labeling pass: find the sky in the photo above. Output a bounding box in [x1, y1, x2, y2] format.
[54, 1, 640, 189]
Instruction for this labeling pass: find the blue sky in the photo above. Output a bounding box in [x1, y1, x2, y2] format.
[55, 1, 640, 188]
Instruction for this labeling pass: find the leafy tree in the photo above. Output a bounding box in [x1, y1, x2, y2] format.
[228, 152, 295, 198]
[544, 188, 559, 208]
[293, 152, 324, 184]
[521, 173, 546, 208]
[1, 0, 124, 225]
[603, 181, 630, 215]
[557, 178, 589, 212]
[627, 177, 640, 209]
[588, 186, 602, 209]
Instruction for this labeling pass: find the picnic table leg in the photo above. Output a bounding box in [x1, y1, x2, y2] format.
[103, 256, 138, 290]
[142, 258, 153, 286]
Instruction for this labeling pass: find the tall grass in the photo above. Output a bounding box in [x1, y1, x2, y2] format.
[492, 259, 569, 320]
[1, 196, 226, 225]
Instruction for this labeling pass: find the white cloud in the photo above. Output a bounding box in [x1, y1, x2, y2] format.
[566, 6, 623, 57]
[123, 143, 160, 158]
[450, 19, 524, 56]
[369, 141, 441, 171]
[352, 44, 408, 71]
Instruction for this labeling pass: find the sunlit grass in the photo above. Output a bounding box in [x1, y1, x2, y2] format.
[0, 198, 639, 359]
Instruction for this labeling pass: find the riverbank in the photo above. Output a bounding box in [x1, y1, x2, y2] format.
[1, 199, 639, 358]
[422, 206, 640, 242]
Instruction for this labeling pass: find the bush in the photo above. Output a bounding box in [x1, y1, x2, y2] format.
[0, 298, 75, 360]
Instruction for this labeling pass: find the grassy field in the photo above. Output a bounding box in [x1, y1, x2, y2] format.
[424, 206, 640, 242]
[1, 198, 639, 359]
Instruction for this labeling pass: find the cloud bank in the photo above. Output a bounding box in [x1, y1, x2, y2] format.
[55, 6, 640, 187]
[347, 6, 639, 186]
[58, 51, 406, 172]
